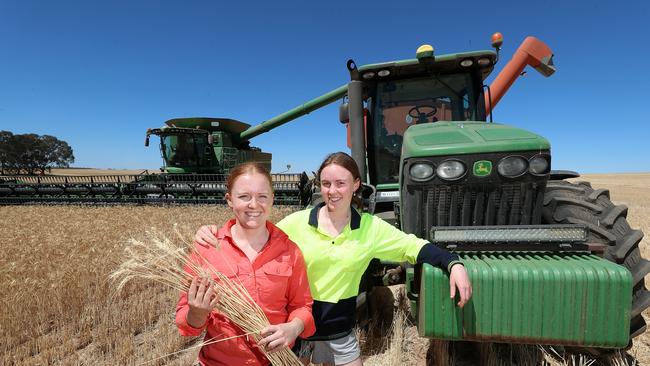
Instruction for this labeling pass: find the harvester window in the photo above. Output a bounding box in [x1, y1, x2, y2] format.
[162, 134, 206, 168]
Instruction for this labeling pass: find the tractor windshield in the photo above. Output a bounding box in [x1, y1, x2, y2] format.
[161, 133, 208, 169]
[369, 73, 484, 184]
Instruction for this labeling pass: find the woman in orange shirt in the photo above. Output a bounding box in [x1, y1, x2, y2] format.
[175, 162, 315, 366]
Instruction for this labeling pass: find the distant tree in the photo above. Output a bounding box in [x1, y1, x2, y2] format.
[0, 131, 74, 174]
[0, 131, 13, 174]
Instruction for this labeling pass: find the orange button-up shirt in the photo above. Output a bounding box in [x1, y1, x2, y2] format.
[176, 220, 315, 366]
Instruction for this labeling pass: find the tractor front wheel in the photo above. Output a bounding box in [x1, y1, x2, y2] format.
[542, 180, 650, 353]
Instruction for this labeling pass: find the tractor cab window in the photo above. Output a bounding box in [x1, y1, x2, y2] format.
[161, 134, 207, 168]
[370, 73, 482, 184]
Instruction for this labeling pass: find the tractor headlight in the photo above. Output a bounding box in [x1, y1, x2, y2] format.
[497, 156, 528, 177]
[436, 160, 466, 180]
[410, 163, 434, 182]
[529, 156, 550, 175]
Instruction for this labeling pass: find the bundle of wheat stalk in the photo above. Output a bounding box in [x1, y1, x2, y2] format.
[111, 228, 302, 366]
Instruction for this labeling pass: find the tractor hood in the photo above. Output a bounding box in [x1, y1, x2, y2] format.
[401, 121, 550, 159]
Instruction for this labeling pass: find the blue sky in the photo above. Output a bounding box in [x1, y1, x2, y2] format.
[1, 0, 648, 174]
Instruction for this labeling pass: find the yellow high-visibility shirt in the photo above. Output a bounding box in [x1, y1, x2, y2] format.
[277, 203, 427, 303]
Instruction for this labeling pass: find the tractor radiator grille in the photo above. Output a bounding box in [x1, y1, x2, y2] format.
[405, 182, 546, 239]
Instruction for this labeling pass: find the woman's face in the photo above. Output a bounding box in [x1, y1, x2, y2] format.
[319, 163, 360, 212]
[226, 172, 273, 230]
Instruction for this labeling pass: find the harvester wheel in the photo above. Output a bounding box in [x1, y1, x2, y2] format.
[543, 180, 650, 354]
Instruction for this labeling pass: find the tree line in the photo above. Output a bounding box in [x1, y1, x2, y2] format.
[0, 131, 75, 175]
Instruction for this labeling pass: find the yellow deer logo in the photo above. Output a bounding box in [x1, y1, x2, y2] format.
[473, 161, 492, 177]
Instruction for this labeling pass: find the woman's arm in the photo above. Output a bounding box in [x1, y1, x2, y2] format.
[370, 215, 473, 307]
[258, 247, 315, 352]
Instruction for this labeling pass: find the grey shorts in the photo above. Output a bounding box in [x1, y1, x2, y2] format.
[297, 332, 361, 365]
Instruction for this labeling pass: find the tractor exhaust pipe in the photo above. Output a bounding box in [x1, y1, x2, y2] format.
[348, 80, 367, 183]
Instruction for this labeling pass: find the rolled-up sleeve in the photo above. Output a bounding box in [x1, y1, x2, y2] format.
[285, 246, 315, 338]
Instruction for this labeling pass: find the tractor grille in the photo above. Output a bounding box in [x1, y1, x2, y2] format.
[403, 182, 546, 240]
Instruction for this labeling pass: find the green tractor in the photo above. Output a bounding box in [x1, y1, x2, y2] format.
[337, 35, 649, 354]
[339, 36, 648, 354]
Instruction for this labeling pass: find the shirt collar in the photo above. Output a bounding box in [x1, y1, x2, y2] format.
[215, 219, 286, 243]
[308, 202, 361, 230]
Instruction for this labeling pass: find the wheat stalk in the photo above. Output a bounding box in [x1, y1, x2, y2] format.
[111, 227, 302, 366]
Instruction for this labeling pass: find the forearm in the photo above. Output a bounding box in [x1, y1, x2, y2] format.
[186, 307, 210, 328]
[176, 302, 208, 336]
[287, 317, 304, 339]
[416, 243, 461, 272]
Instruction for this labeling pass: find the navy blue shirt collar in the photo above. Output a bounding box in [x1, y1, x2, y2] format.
[308, 202, 361, 230]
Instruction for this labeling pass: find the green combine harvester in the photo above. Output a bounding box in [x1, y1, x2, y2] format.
[0, 117, 309, 205]
[1, 33, 647, 357]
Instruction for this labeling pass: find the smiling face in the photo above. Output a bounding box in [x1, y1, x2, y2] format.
[226, 172, 273, 230]
[319, 163, 360, 213]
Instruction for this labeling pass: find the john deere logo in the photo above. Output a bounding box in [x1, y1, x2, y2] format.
[473, 160, 492, 177]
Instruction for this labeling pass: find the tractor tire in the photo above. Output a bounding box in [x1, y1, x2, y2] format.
[542, 180, 650, 352]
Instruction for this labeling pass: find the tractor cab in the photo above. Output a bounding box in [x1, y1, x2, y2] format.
[344, 46, 496, 187]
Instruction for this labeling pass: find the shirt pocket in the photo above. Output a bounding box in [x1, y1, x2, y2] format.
[211, 262, 240, 285]
[260, 260, 293, 305]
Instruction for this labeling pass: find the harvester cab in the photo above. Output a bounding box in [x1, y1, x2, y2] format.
[145, 117, 270, 174]
[144, 117, 308, 205]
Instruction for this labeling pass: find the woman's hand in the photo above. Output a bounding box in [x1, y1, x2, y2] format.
[449, 264, 472, 308]
[194, 225, 219, 246]
[186, 276, 220, 328]
[258, 318, 304, 353]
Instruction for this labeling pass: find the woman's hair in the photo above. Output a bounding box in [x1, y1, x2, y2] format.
[226, 162, 274, 195]
[316, 152, 363, 208]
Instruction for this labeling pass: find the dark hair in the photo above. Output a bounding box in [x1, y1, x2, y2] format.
[316, 152, 363, 208]
[226, 162, 273, 195]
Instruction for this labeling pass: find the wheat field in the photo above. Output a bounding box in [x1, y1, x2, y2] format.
[1, 173, 648, 365]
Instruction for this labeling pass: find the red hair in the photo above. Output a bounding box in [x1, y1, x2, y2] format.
[226, 162, 273, 194]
